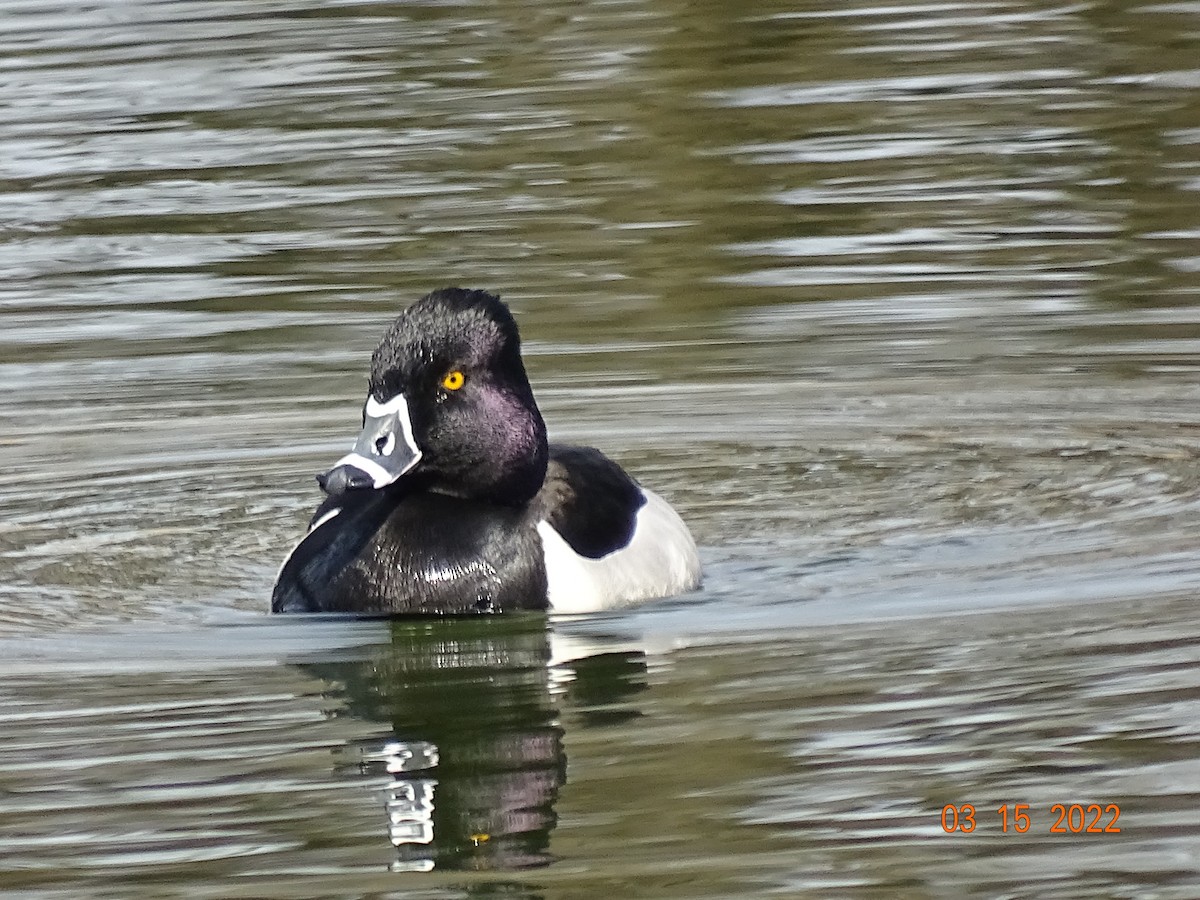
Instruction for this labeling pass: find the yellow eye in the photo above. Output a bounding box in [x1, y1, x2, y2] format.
[441, 370, 465, 391]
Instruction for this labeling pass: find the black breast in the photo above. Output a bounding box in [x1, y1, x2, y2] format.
[537, 444, 646, 559]
[272, 489, 549, 615]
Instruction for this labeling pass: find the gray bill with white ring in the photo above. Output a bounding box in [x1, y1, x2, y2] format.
[317, 393, 422, 497]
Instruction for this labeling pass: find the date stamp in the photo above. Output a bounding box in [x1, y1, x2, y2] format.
[941, 803, 1121, 834]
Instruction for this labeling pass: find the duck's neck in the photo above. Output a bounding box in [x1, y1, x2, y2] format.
[433, 391, 548, 506]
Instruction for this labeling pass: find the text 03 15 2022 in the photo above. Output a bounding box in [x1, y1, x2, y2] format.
[940, 803, 1121, 834]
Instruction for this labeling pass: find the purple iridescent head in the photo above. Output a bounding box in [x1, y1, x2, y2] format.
[318, 288, 549, 506]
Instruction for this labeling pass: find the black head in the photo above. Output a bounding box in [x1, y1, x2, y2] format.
[319, 288, 549, 506]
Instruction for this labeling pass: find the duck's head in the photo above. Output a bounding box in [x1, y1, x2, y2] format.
[318, 288, 548, 506]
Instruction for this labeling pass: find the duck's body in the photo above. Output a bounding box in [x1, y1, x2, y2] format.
[272, 288, 700, 615]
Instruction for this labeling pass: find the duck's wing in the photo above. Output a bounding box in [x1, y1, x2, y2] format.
[536, 444, 701, 612]
[271, 488, 397, 613]
[540, 445, 645, 558]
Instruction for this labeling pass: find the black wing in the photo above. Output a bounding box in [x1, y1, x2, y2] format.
[538, 444, 646, 559]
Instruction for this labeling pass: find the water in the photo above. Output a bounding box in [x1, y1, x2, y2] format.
[1, 0, 1199, 895]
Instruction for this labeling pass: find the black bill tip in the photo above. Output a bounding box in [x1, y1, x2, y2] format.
[316, 464, 376, 497]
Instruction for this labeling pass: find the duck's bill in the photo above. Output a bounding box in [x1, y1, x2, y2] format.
[317, 393, 423, 497]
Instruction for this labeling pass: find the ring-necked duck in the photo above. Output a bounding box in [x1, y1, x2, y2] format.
[272, 288, 701, 615]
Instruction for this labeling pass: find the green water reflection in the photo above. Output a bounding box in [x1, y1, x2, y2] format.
[297, 615, 647, 872]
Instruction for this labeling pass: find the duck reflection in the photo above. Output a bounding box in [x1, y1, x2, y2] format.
[296, 614, 647, 871]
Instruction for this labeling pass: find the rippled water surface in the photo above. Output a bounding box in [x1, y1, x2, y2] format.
[2, 0, 1200, 896]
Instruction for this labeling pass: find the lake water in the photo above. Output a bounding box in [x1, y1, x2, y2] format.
[2, 0, 1200, 896]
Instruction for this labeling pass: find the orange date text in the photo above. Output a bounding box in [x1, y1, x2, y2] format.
[940, 803, 1121, 834]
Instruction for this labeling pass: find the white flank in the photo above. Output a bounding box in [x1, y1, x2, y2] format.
[538, 488, 701, 614]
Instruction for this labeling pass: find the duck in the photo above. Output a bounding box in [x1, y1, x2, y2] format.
[272, 287, 701, 615]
